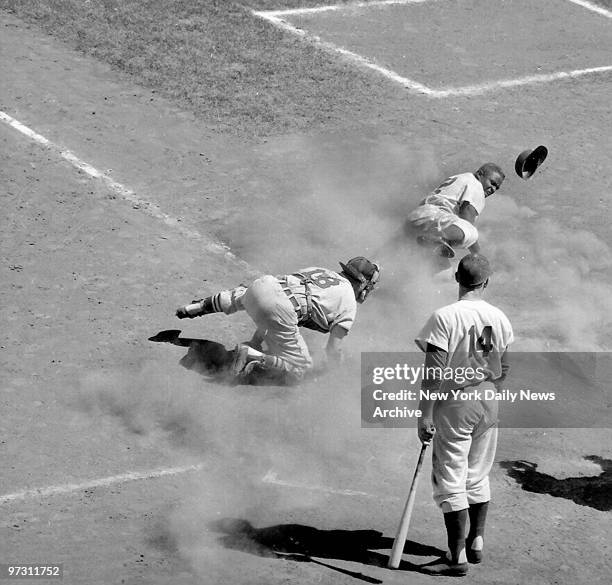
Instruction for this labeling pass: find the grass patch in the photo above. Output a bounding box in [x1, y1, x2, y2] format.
[3, 0, 609, 137]
[0, 0, 389, 137]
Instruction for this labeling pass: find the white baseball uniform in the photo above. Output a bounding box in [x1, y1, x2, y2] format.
[407, 173, 486, 248]
[214, 267, 357, 378]
[416, 298, 514, 512]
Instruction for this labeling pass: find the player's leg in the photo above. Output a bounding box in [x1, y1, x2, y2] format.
[465, 412, 499, 564]
[176, 285, 248, 318]
[245, 328, 266, 351]
[407, 205, 460, 258]
[440, 224, 468, 246]
[421, 402, 482, 576]
[419, 218, 479, 259]
[444, 217, 479, 250]
[233, 276, 312, 383]
[431, 400, 484, 510]
[465, 501, 488, 564]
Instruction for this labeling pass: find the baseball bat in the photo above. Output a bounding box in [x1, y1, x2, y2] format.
[387, 443, 428, 569]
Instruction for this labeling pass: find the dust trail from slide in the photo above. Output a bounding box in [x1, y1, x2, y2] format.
[78, 134, 611, 578]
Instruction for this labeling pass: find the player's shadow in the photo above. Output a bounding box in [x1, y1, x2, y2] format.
[149, 330, 309, 386]
[211, 518, 444, 581]
[148, 329, 235, 382]
[500, 456, 612, 511]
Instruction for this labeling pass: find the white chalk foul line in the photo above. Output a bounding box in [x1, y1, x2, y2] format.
[566, 0, 612, 18]
[261, 0, 612, 20]
[0, 463, 205, 505]
[429, 65, 612, 98]
[0, 110, 250, 269]
[259, 0, 434, 17]
[262, 470, 394, 500]
[1, 466, 391, 505]
[252, 10, 434, 96]
[253, 3, 612, 97]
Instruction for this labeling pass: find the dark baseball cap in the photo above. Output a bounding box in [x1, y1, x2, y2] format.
[456, 254, 492, 287]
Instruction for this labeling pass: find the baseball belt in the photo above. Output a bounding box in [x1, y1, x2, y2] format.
[277, 276, 313, 323]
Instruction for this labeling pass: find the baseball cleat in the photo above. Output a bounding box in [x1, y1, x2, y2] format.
[466, 536, 484, 564]
[466, 548, 483, 564]
[434, 241, 456, 259]
[420, 556, 468, 577]
[176, 300, 206, 319]
[416, 235, 456, 259]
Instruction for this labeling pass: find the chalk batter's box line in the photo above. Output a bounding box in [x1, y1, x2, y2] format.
[252, 0, 612, 98]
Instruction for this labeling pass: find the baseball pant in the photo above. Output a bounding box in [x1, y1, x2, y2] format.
[407, 204, 479, 249]
[431, 390, 498, 512]
[218, 275, 313, 378]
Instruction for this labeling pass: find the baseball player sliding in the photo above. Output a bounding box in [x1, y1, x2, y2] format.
[175, 257, 380, 384]
[406, 163, 505, 261]
[415, 254, 513, 576]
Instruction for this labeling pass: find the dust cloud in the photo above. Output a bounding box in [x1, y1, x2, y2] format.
[228, 132, 612, 352]
[79, 133, 611, 577]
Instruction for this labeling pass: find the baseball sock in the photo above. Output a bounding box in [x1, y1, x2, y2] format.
[262, 354, 290, 371]
[246, 347, 265, 361]
[421, 509, 468, 576]
[176, 295, 220, 319]
[201, 295, 223, 314]
[466, 501, 488, 563]
[444, 509, 468, 565]
[261, 355, 305, 385]
[236, 349, 290, 370]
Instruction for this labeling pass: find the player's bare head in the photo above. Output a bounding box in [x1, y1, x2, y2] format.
[339, 256, 381, 304]
[475, 163, 505, 197]
[455, 253, 491, 292]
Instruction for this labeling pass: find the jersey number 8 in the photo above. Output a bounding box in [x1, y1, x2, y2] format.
[299, 269, 341, 289]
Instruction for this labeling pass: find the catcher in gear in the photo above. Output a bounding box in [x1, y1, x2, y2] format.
[175, 257, 380, 384]
[406, 163, 505, 260]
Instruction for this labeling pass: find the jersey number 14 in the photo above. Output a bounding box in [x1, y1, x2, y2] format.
[468, 325, 493, 357]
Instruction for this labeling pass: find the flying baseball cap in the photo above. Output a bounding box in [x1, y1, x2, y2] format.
[456, 254, 492, 287]
[515, 145, 548, 179]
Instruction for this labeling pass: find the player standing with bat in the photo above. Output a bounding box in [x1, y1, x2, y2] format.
[414, 254, 514, 576]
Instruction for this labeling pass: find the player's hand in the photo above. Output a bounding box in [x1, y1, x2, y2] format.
[418, 417, 436, 445]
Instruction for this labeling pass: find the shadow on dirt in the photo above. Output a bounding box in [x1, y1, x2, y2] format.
[500, 457, 612, 511]
[148, 329, 236, 382]
[148, 330, 307, 386]
[211, 518, 445, 581]
[149, 329, 258, 386]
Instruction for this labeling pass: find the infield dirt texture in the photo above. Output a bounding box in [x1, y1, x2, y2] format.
[1, 1, 611, 584]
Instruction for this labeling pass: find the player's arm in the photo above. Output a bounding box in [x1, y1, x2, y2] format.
[325, 325, 348, 362]
[492, 347, 510, 389]
[418, 343, 448, 444]
[458, 200, 479, 225]
[457, 201, 482, 252]
[246, 328, 266, 351]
